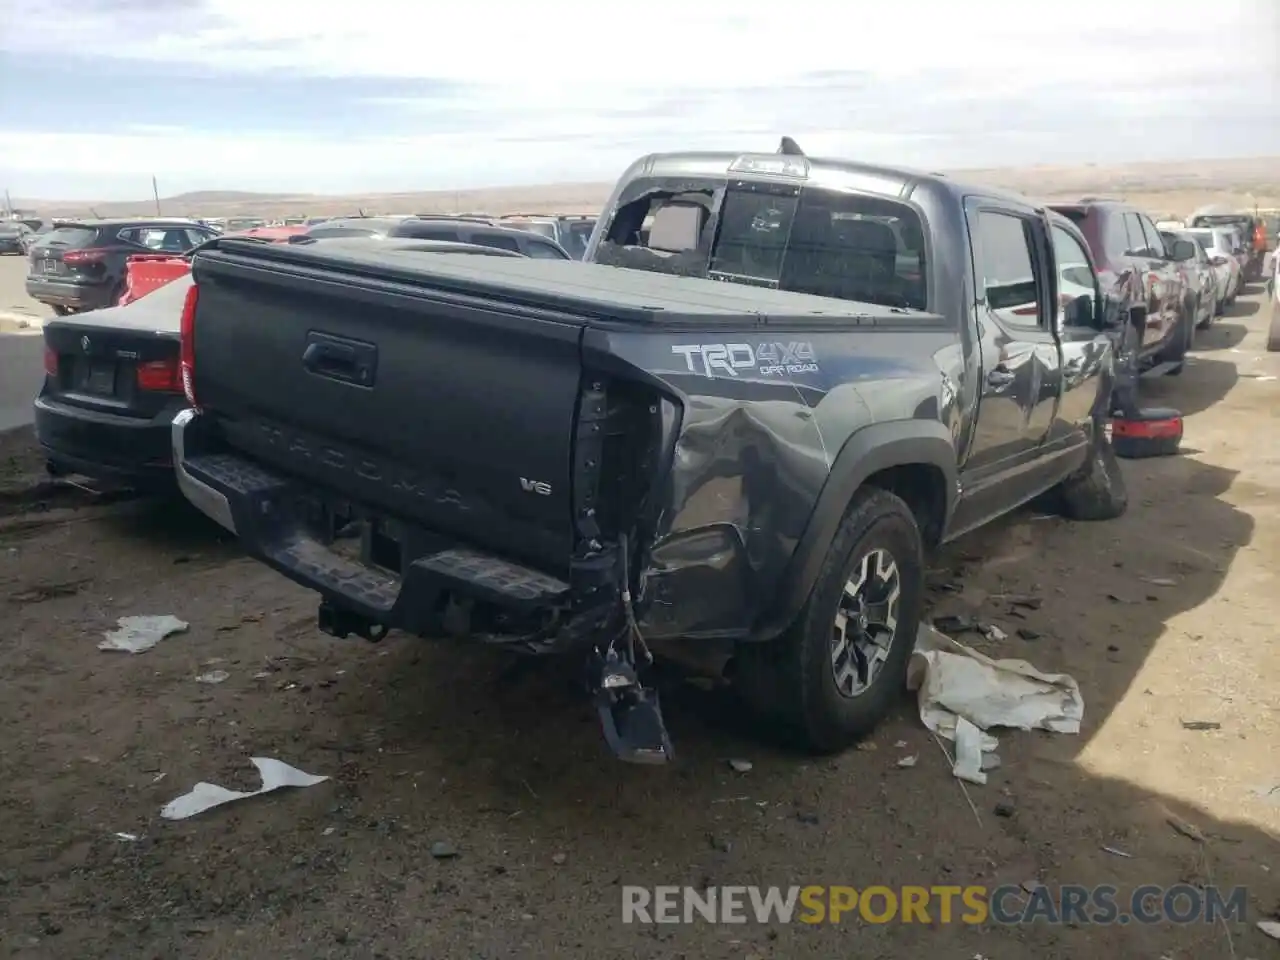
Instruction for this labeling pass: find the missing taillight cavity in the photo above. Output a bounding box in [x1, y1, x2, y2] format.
[591, 379, 664, 541]
[136, 358, 181, 393]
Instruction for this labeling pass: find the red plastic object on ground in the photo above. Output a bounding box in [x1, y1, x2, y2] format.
[1110, 407, 1183, 459]
[117, 254, 192, 306]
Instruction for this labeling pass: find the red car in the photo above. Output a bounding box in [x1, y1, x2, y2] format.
[114, 227, 304, 306]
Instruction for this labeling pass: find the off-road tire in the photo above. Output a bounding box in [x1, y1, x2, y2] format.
[1196, 292, 1214, 330]
[1055, 427, 1128, 521]
[1267, 302, 1280, 353]
[1166, 298, 1198, 375]
[733, 488, 924, 754]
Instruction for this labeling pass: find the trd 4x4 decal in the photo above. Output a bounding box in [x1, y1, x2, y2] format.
[671, 342, 819, 378]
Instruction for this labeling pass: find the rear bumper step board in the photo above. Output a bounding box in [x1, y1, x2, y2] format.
[172, 409, 571, 633]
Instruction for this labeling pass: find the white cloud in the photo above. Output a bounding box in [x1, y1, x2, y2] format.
[1, 0, 1276, 198]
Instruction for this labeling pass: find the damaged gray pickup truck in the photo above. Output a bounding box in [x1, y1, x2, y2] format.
[170, 139, 1128, 765]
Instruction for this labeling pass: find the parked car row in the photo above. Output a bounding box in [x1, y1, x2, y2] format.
[24, 219, 220, 315]
[24, 139, 1273, 766]
[0, 220, 39, 255]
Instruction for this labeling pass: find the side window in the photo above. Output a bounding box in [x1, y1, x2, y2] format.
[184, 228, 213, 248]
[1139, 216, 1166, 257]
[1122, 214, 1146, 255]
[525, 240, 568, 259]
[401, 225, 460, 242]
[468, 233, 520, 253]
[1051, 225, 1100, 327]
[1102, 212, 1130, 261]
[151, 229, 187, 252]
[117, 227, 149, 247]
[975, 211, 1043, 326]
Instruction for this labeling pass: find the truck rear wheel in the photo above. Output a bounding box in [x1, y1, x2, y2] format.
[1054, 426, 1128, 521]
[734, 488, 924, 754]
[1160, 301, 1194, 375]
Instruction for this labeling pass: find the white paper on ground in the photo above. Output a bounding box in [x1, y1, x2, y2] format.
[952, 716, 988, 784]
[906, 624, 1084, 764]
[99, 615, 189, 653]
[160, 757, 329, 820]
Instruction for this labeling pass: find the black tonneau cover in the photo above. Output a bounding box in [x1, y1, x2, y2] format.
[200, 236, 935, 327]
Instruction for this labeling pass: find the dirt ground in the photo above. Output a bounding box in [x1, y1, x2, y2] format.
[0, 291, 1277, 960]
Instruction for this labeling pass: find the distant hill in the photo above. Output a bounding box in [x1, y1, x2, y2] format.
[14, 158, 1280, 221]
[162, 190, 313, 205]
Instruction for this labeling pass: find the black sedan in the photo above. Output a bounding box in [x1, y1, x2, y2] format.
[35, 274, 193, 490]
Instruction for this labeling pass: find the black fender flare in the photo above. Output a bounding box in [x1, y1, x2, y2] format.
[750, 419, 958, 641]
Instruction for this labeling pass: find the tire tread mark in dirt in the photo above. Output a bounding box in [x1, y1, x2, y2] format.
[7, 576, 94, 605]
[0, 482, 142, 520]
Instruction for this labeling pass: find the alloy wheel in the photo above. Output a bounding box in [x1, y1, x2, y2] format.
[830, 548, 901, 698]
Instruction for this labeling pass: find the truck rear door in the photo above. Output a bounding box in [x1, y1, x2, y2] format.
[960, 199, 1062, 482]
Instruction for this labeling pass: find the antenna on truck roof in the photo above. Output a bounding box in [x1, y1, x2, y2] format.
[777, 136, 805, 157]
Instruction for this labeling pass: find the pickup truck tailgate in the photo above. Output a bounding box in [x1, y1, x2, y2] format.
[190, 248, 586, 572]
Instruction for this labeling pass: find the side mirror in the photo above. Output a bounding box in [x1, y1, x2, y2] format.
[1210, 255, 1229, 267]
[1063, 293, 1097, 328]
[1169, 239, 1196, 262]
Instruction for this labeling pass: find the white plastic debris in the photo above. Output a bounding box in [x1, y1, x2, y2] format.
[896, 754, 919, 768]
[1258, 919, 1280, 941]
[195, 670, 230, 684]
[160, 757, 328, 820]
[952, 716, 987, 784]
[99, 615, 188, 654]
[906, 624, 1084, 765]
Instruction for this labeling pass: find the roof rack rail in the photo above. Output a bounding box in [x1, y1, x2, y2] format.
[413, 213, 495, 223]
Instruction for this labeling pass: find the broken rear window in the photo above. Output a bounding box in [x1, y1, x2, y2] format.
[595, 180, 928, 311]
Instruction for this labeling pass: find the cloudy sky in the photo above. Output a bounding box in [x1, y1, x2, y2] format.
[1, 0, 1276, 201]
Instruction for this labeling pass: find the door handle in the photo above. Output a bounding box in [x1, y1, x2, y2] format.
[301, 332, 377, 386]
[986, 366, 1016, 387]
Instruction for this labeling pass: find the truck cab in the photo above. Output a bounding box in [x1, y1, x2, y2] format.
[581, 145, 1122, 521]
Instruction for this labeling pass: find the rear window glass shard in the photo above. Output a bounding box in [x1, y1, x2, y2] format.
[597, 180, 928, 311]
